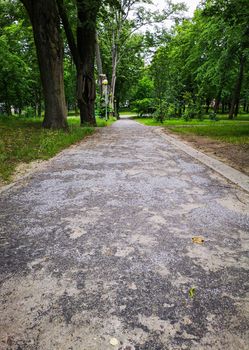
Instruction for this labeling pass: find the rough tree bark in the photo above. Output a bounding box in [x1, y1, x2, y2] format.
[205, 98, 210, 114]
[110, 40, 118, 115]
[20, 0, 68, 129]
[57, 0, 100, 126]
[214, 90, 222, 114]
[77, 1, 99, 126]
[95, 32, 103, 97]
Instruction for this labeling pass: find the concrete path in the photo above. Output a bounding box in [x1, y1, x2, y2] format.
[0, 120, 249, 350]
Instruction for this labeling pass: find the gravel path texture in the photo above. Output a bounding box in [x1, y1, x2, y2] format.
[0, 119, 249, 350]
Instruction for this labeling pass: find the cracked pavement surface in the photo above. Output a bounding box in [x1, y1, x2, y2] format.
[0, 119, 249, 350]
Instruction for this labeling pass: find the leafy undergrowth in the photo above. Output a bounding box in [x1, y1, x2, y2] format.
[0, 116, 112, 182]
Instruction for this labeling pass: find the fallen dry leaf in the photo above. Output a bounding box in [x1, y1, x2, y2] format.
[110, 338, 119, 346]
[192, 236, 204, 244]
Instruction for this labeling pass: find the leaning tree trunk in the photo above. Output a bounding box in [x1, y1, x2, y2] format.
[20, 0, 67, 129]
[76, 0, 99, 126]
[229, 55, 245, 120]
[205, 98, 210, 114]
[95, 32, 103, 97]
[110, 42, 118, 116]
[214, 90, 222, 114]
[57, 0, 100, 126]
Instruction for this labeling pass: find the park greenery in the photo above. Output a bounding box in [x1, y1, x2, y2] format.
[0, 0, 248, 181]
[1, 0, 248, 123]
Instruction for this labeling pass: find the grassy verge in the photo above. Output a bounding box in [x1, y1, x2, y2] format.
[169, 124, 249, 144]
[134, 114, 249, 127]
[0, 116, 113, 182]
[119, 111, 138, 116]
[95, 116, 116, 127]
[135, 115, 249, 144]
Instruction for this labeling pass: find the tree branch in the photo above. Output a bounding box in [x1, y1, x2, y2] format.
[56, 0, 80, 67]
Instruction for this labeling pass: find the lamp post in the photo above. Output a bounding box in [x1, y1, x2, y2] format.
[102, 77, 108, 121]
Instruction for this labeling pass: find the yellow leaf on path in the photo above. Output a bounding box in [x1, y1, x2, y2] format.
[110, 338, 119, 346]
[192, 236, 204, 244]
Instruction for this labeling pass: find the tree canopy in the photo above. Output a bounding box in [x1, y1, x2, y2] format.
[0, 0, 248, 127]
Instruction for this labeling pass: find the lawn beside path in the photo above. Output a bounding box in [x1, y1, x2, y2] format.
[0, 115, 115, 183]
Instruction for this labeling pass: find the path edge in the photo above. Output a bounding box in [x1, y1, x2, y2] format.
[153, 127, 249, 193]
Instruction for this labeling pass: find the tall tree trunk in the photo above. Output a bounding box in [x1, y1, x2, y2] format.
[110, 43, 118, 115]
[235, 103, 239, 117]
[221, 100, 225, 114]
[243, 101, 246, 112]
[229, 55, 245, 119]
[205, 98, 210, 114]
[57, 0, 100, 126]
[5, 103, 11, 116]
[21, 0, 67, 129]
[76, 64, 96, 126]
[95, 32, 103, 97]
[37, 87, 42, 118]
[116, 96, 120, 119]
[178, 107, 182, 117]
[214, 91, 222, 114]
[4, 80, 11, 115]
[76, 0, 100, 126]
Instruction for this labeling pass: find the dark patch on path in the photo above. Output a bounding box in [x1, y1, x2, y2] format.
[0, 120, 249, 350]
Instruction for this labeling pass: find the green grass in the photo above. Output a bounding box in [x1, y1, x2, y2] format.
[119, 111, 138, 116]
[0, 115, 114, 182]
[95, 116, 116, 127]
[67, 115, 116, 127]
[134, 115, 249, 145]
[135, 114, 249, 127]
[169, 124, 249, 144]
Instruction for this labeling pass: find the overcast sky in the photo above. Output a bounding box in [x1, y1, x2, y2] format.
[156, 0, 200, 16]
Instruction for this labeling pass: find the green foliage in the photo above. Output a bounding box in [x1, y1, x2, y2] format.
[98, 0, 186, 111]
[0, 1, 41, 114]
[182, 92, 198, 121]
[132, 98, 155, 117]
[209, 112, 218, 121]
[1, 0, 249, 125]
[132, 74, 154, 102]
[64, 57, 77, 109]
[148, 0, 249, 120]
[24, 106, 36, 118]
[96, 116, 116, 127]
[153, 100, 168, 123]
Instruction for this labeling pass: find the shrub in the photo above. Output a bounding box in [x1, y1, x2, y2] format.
[132, 98, 156, 117]
[24, 106, 35, 118]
